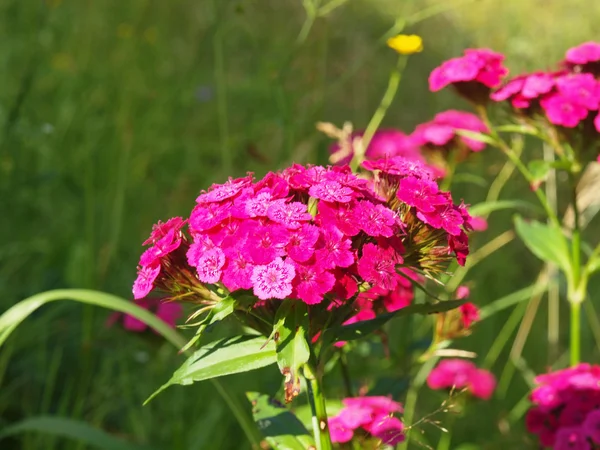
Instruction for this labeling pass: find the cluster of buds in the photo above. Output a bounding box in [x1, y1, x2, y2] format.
[132, 159, 472, 338]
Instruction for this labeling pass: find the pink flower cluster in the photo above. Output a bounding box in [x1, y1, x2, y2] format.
[411, 110, 489, 153]
[427, 359, 496, 400]
[526, 363, 600, 449]
[133, 161, 471, 307]
[490, 41, 600, 130]
[328, 396, 405, 445]
[429, 48, 508, 102]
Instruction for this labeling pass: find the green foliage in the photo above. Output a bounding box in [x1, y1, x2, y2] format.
[513, 215, 572, 275]
[145, 336, 277, 404]
[0, 416, 158, 450]
[274, 301, 311, 403]
[247, 392, 315, 450]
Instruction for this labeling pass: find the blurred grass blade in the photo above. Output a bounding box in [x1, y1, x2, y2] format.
[480, 283, 547, 320]
[0, 289, 262, 448]
[145, 335, 276, 404]
[0, 416, 157, 450]
[468, 200, 539, 217]
[0, 289, 185, 349]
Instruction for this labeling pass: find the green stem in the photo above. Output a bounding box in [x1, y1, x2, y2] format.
[570, 301, 581, 366]
[350, 55, 407, 171]
[569, 173, 583, 366]
[305, 365, 332, 450]
[436, 423, 453, 450]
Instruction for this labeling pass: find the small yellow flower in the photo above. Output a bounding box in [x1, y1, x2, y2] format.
[386, 34, 423, 55]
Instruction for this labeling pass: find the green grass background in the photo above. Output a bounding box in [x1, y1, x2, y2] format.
[2, 0, 600, 448]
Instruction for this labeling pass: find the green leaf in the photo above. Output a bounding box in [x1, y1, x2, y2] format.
[468, 200, 539, 217]
[274, 300, 311, 403]
[145, 336, 276, 404]
[0, 416, 157, 450]
[454, 129, 497, 146]
[586, 254, 600, 277]
[514, 215, 571, 275]
[451, 173, 488, 188]
[246, 392, 315, 450]
[326, 299, 466, 342]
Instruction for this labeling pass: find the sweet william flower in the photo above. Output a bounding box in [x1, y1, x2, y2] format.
[251, 257, 296, 300]
[107, 299, 183, 333]
[427, 359, 496, 400]
[540, 93, 590, 128]
[133, 264, 161, 300]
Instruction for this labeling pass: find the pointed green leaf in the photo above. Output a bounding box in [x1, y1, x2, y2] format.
[246, 392, 315, 450]
[274, 300, 311, 403]
[145, 336, 276, 404]
[326, 299, 466, 342]
[514, 215, 571, 275]
[586, 254, 600, 277]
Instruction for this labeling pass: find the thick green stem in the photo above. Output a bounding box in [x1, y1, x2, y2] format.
[350, 55, 407, 171]
[305, 365, 332, 450]
[570, 301, 581, 366]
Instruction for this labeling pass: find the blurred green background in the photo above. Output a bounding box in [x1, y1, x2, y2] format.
[2, 0, 600, 448]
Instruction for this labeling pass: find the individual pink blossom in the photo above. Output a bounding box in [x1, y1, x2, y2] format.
[267, 200, 311, 229]
[427, 359, 496, 400]
[309, 180, 354, 203]
[362, 157, 437, 180]
[459, 302, 480, 328]
[142, 217, 186, 246]
[358, 243, 400, 290]
[521, 73, 555, 99]
[411, 110, 489, 152]
[251, 257, 296, 300]
[367, 415, 405, 445]
[133, 264, 161, 300]
[595, 113, 600, 133]
[555, 73, 600, 110]
[139, 228, 182, 267]
[291, 259, 335, 305]
[194, 248, 225, 284]
[286, 224, 320, 263]
[565, 41, 600, 66]
[328, 416, 354, 443]
[456, 285, 470, 300]
[396, 176, 447, 213]
[429, 48, 508, 93]
[469, 215, 488, 232]
[109, 299, 183, 333]
[244, 223, 290, 265]
[329, 129, 423, 165]
[315, 226, 355, 269]
[357, 201, 397, 237]
[222, 248, 254, 291]
[540, 93, 590, 128]
[196, 175, 252, 204]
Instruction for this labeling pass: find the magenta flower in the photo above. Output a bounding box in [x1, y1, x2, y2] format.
[427, 359, 496, 400]
[142, 217, 185, 246]
[595, 113, 600, 133]
[555, 73, 600, 110]
[411, 110, 489, 152]
[222, 248, 254, 291]
[133, 264, 161, 300]
[329, 129, 423, 165]
[196, 175, 252, 204]
[328, 416, 354, 443]
[357, 201, 397, 237]
[397, 176, 447, 213]
[583, 410, 600, 443]
[286, 224, 320, 263]
[540, 93, 590, 128]
[315, 226, 355, 269]
[251, 257, 296, 300]
[309, 180, 354, 203]
[459, 302, 480, 329]
[291, 259, 335, 305]
[565, 41, 600, 70]
[108, 299, 183, 333]
[357, 243, 401, 290]
[194, 248, 226, 284]
[522, 72, 555, 99]
[429, 48, 508, 102]
[267, 200, 311, 229]
[554, 427, 590, 450]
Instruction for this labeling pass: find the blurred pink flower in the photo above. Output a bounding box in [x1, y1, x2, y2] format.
[565, 41, 600, 65]
[411, 110, 489, 152]
[427, 359, 496, 400]
[107, 299, 183, 333]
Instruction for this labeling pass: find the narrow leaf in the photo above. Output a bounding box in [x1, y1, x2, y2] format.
[145, 336, 276, 404]
[513, 215, 571, 275]
[246, 392, 315, 450]
[454, 129, 497, 146]
[326, 299, 466, 342]
[468, 200, 539, 217]
[0, 416, 157, 450]
[274, 301, 310, 403]
[180, 296, 238, 352]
